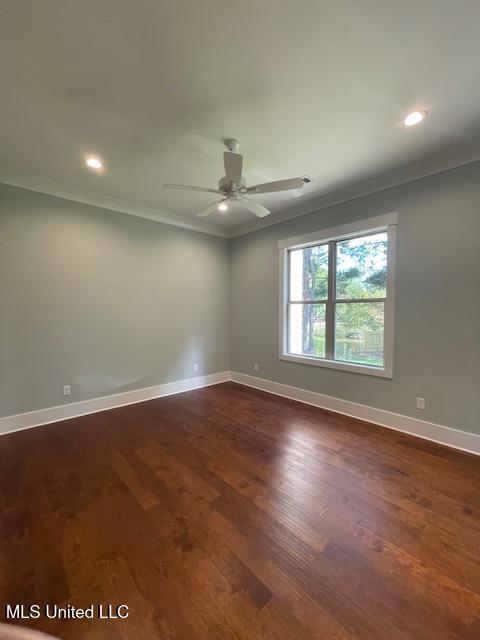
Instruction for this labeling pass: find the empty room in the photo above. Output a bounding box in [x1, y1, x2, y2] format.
[1, 2, 479, 639]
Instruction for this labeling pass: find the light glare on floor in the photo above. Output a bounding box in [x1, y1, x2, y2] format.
[218, 202, 228, 212]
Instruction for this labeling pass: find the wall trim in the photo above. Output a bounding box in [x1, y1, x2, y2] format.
[231, 158, 480, 237]
[3, 161, 479, 241]
[276, 212, 398, 250]
[0, 371, 230, 436]
[2, 370, 478, 456]
[230, 371, 480, 456]
[0, 167, 229, 238]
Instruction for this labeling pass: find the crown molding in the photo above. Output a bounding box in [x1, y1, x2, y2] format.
[0, 165, 230, 238]
[2, 154, 479, 240]
[230, 154, 480, 238]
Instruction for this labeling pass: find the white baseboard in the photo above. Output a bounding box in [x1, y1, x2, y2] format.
[0, 371, 231, 436]
[230, 371, 480, 456]
[2, 370, 479, 456]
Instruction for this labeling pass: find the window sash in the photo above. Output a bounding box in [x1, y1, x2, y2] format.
[286, 302, 327, 357]
[288, 242, 329, 303]
[334, 300, 386, 367]
[281, 222, 395, 376]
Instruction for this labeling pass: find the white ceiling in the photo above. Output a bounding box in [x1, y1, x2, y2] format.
[1, 0, 480, 237]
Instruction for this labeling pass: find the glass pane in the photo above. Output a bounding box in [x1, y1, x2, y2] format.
[335, 302, 384, 367]
[336, 232, 387, 299]
[289, 244, 329, 301]
[289, 303, 326, 358]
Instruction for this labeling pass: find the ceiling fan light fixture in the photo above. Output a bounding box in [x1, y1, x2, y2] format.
[218, 202, 228, 212]
[85, 156, 103, 170]
[404, 111, 426, 127]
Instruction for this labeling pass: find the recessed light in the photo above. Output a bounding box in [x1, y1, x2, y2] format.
[85, 157, 103, 169]
[404, 111, 426, 127]
[218, 202, 228, 212]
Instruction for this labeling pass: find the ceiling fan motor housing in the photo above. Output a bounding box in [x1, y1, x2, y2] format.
[219, 175, 247, 197]
[225, 138, 240, 153]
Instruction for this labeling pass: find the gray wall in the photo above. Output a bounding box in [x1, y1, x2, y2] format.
[230, 162, 480, 435]
[2, 163, 479, 434]
[0, 184, 230, 417]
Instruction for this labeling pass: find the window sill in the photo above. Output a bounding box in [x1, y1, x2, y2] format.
[279, 353, 392, 378]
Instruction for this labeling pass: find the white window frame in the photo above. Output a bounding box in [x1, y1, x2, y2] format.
[278, 213, 397, 378]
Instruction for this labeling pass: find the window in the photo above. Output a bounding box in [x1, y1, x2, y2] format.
[279, 214, 396, 377]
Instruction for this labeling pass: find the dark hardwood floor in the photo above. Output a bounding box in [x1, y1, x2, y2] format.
[1, 382, 479, 640]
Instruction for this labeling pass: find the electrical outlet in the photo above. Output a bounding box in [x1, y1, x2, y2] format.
[416, 397, 425, 410]
[253, 363, 259, 372]
[63, 385, 71, 396]
[193, 363, 198, 372]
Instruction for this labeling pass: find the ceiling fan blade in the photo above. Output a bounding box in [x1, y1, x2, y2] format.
[224, 152, 243, 183]
[247, 177, 305, 194]
[196, 199, 226, 218]
[240, 197, 271, 218]
[163, 183, 220, 194]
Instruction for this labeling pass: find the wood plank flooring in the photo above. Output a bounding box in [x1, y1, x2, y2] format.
[1, 382, 479, 639]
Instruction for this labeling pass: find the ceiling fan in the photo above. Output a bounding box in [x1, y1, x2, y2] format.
[162, 139, 311, 218]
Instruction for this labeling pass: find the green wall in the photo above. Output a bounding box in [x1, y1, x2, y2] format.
[230, 162, 480, 435]
[0, 184, 230, 417]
